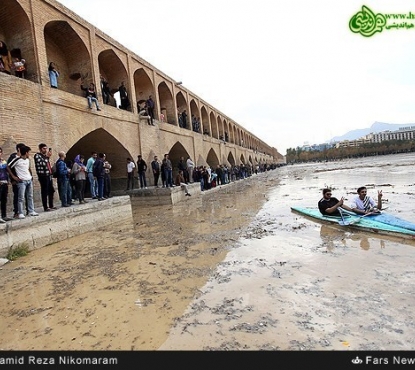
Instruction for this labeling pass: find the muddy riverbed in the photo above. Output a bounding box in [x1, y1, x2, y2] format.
[1, 153, 415, 351]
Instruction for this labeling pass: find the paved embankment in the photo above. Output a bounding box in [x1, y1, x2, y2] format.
[0, 195, 132, 258]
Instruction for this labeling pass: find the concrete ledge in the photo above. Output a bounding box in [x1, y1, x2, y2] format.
[0, 196, 133, 258]
[127, 183, 202, 205]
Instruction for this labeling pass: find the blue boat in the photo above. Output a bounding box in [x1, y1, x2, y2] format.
[291, 206, 415, 239]
[362, 212, 415, 232]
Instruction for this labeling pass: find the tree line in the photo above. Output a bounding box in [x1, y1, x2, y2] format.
[286, 139, 415, 163]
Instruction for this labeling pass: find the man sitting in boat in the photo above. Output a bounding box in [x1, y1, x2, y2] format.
[350, 186, 382, 215]
[318, 188, 355, 216]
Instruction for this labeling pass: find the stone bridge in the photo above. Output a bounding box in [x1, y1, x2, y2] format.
[0, 0, 283, 191]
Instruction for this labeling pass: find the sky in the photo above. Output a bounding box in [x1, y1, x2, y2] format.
[57, 0, 415, 155]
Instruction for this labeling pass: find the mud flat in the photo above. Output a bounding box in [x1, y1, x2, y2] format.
[1, 154, 415, 350]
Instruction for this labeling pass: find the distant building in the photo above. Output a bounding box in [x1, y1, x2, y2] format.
[335, 126, 415, 148]
[296, 126, 415, 151]
[298, 143, 335, 152]
[335, 137, 371, 148]
[368, 126, 415, 143]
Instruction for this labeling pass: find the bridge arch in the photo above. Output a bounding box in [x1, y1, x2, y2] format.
[210, 112, 218, 139]
[218, 117, 224, 140]
[158, 81, 175, 125]
[44, 20, 91, 96]
[240, 154, 246, 165]
[98, 49, 129, 107]
[230, 124, 235, 144]
[189, 99, 200, 133]
[231, 123, 236, 144]
[168, 141, 191, 177]
[176, 91, 189, 130]
[228, 152, 236, 166]
[224, 120, 229, 142]
[201, 106, 209, 135]
[133, 67, 154, 113]
[0, 0, 37, 83]
[236, 128, 240, 145]
[206, 148, 219, 169]
[66, 128, 133, 186]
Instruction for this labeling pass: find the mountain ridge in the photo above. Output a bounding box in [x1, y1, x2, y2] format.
[330, 121, 415, 142]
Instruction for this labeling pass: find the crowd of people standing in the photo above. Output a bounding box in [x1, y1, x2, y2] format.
[0, 143, 115, 223]
[123, 153, 271, 196]
[0, 139, 274, 223]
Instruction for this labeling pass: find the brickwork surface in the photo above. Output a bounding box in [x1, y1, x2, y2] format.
[0, 0, 282, 210]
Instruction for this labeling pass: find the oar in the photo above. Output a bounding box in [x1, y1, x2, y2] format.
[338, 208, 348, 226]
[341, 212, 377, 226]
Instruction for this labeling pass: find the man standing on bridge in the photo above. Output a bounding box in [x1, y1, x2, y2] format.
[86, 152, 98, 199]
[162, 154, 173, 188]
[146, 95, 155, 125]
[34, 143, 56, 212]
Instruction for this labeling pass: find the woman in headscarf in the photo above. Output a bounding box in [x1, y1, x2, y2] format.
[0, 41, 12, 75]
[71, 155, 88, 204]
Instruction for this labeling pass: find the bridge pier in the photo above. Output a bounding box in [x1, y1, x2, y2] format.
[126, 183, 202, 206]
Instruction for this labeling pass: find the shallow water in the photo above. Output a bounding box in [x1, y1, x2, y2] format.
[160, 153, 415, 350]
[1, 153, 415, 350]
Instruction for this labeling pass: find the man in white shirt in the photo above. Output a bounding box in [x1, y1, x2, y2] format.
[8, 145, 38, 219]
[350, 186, 383, 215]
[126, 157, 135, 190]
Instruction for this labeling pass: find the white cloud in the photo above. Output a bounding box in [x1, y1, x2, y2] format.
[57, 0, 415, 154]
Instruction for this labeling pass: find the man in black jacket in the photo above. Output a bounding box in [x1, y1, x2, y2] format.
[34, 143, 56, 212]
[178, 156, 188, 183]
[136, 155, 148, 189]
[118, 81, 130, 110]
[100, 75, 111, 105]
[81, 83, 101, 111]
[146, 95, 155, 125]
[93, 153, 106, 200]
[151, 155, 160, 187]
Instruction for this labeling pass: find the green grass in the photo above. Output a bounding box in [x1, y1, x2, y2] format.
[6, 243, 30, 261]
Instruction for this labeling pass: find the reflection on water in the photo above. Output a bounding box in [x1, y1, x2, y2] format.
[360, 237, 370, 250]
[160, 153, 415, 350]
[319, 224, 347, 252]
[319, 224, 396, 251]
